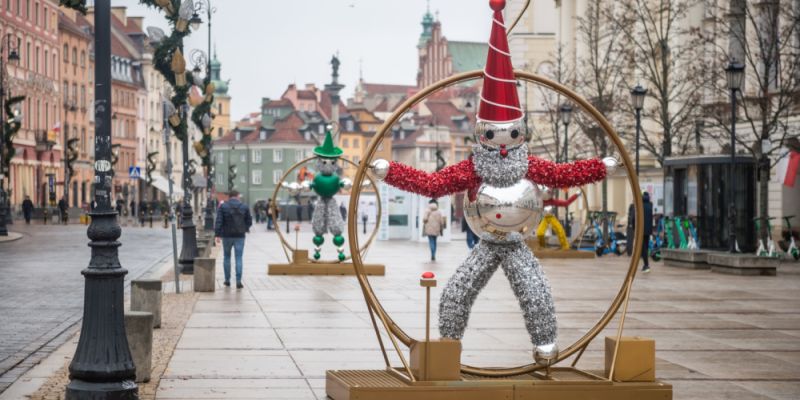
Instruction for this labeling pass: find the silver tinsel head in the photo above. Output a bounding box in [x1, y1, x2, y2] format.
[472, 144, 528, 188]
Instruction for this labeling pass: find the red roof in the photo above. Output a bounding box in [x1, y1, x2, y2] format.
[262, 113, 312, 143]
[297, 90, 317, 100]
[362, 82, 416, 95]
[319, 90, 348, 120]
[426, 100, 471, 131]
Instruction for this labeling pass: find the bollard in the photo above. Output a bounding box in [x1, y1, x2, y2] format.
[193, 257, 216, 292]
[43, 209, 48, 225]
[131, 279, 162, 328]
[124, 311, 154, 383]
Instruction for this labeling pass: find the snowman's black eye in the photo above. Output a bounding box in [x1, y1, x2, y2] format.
[485, 130, 495, 140]
[510, 130, 520, 139]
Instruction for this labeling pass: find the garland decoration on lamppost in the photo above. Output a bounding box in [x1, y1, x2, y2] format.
[1, 95, 24, 174]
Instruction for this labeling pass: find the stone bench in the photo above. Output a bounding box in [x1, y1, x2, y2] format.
[194, 257, 216, 292]
[706, 252, 779, 276]
[124, 311, 153, 383]
[131, 279, 162, 328]
[661, 249, 710, 269]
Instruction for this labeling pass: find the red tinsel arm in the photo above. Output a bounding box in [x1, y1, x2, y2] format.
[527, 157, 607, 189]
[384, 159, 480, 198]
[544, 193, 579, 207]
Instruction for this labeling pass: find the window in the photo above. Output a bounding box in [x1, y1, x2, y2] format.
[273, 169, 283, 184]
[346, 120, 354, 131]
[80, 86, 86, 108]
[239, 153, 246, 162]
[295, 149, 303, 161]
[239, 175, 245, 184]
[43, 49, 47, 76]
[251, 149, 261, 163]
[72, 47, 77, 65]
[251, 170, 262, 185]
[273, 149, 283, 163]
[353, 138, 359, 148]
[80, 50, 85, 68]
[342, 138, 349, 148]
[217, 127, 223, 138]
[33, 1, 37, 24]
[62, 81, 68, 102]
[63, 44, 68, 62]
[217, 152, 223, 164]
[34, 45, 38, 73]
[259, 130, 266, 140]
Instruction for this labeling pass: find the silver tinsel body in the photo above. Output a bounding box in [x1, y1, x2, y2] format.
[439, 144, 557, 347]
[311, 197, 344, 236]
[438, 239, 557, 346]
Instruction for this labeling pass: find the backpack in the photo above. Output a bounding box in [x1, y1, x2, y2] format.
[224, 203, 248, 236]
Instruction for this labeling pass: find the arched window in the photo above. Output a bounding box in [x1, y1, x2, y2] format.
[43, 49, 48, 76]
[80, 50, 85, 68]
[63, 43, 68, 62]
[72, 46, 77, 65]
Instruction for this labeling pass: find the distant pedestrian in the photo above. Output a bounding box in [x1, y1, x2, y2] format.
[266, 199, 275, 230]
[462, 216, 479, 249]
[339, 203, 347, 221]
[630, 192, 654, 273]
[115, 199, 124, 217]
[423, 199, 444, 261]
[139, 202, 148, 225]
[626, 203, 634, 256]
[130, 200, 136, 218]
[215, 190, 253, 289]
[58, 197, 68, 224]
[22, 196, 33, 224]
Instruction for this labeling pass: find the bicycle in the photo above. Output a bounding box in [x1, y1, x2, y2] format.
[649, 215, 665, 261]
[754, 216, 778, 258]
[781, 215, 799, 261]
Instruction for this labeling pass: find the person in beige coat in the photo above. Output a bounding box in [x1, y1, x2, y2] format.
[423, 199, 445, 261]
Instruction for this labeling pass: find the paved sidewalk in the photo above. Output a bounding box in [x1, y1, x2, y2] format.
[158, 223, 800, 399]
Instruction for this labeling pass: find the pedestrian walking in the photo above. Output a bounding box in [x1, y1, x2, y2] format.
[22, 196, 33, 224]
[139, 202, 148, 226]
[130, 200, 136, 218]
[266, 199, 275, 230]
[423, 199, 444, 261]
[630, 192, 654, 273]
[58, 197, 68, 224]
[339, 203, 347, 221]
[215, 190, 253, 289]
[462, 216, 479, 249]
[626, 203, 634, 256]
[115, 198, 124, 217]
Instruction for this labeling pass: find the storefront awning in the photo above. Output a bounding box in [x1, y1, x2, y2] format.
[149, 173, 184, 196]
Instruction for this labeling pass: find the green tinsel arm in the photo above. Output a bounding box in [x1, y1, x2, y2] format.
[59, 0, 87, 14]
[2, 95, 25, 172]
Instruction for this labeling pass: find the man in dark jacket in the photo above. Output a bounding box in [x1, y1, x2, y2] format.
[631, 192, 655, 273]
[58, 197, 68, 224]
[22, 196, 33, 224]
[215, 190, 253, 288]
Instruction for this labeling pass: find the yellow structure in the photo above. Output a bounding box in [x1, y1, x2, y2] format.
[536, 214, 569, 250]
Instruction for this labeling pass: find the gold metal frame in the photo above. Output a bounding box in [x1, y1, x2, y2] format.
[346, 70, 643, 379]
[269, 156, 383, 264]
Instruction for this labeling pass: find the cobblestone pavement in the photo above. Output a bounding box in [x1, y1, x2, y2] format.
[157, 224, 800, 400]
[0, 221, 174, 393]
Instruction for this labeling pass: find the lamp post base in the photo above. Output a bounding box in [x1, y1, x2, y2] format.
[179, 203, 197, 275]
[65, 379, 138, 400]
[0, 191, 9, 236]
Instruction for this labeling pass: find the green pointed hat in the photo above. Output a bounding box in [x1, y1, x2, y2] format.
[313, 129, 343, 158]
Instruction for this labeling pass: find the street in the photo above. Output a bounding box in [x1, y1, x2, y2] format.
[0, 222, 173, 392]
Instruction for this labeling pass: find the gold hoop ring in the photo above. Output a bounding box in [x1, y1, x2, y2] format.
[347, 70, 643, 377]
[270, 156, 382, 264]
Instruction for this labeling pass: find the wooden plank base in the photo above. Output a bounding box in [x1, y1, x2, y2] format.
[268, 262, 385, 276]
[533, 249, 596, 259]
[327, 369, 672, 400]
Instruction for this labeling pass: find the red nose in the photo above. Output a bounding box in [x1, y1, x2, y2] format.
[500, 149, 508, 157]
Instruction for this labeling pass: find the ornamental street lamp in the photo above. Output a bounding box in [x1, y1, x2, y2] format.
[630, 84, 647, 176]
[724, 59, 745, 253]
[178, 104, 198, 275]
[63, 99, 77, 216]
[558, 103, 572, 234]
[65, 0, 138, 397]
[0, 33, 20, 236]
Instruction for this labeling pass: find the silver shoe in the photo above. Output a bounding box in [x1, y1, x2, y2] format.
[534, 343, 559, 367]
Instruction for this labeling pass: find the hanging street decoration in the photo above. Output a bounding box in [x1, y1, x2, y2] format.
[1, 95, 24, 176]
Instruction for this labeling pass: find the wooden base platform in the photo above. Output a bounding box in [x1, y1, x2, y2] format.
[534, 249, 596, 259]
[268, 262, 385, 276]
[326, 368, 672, 400]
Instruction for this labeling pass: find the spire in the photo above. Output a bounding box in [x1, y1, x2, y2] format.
[418, 0, 435, 48]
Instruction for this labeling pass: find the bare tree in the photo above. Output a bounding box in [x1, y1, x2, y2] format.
[700, 0, 800, 240]
[610, 0, 705, 164]
[572, 0, 633, 240]
[531, 44, 574, 163]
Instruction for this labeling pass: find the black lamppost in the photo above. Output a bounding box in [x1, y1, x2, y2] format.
[724, 59, 745, 253]
[558, 104, 572, 233]
[63, 99, 77, 215]
[630, 84, 647, 176]
[65, 0, 138, 397]
[0, 34, 19, 236]
[178, 104, 197, 274]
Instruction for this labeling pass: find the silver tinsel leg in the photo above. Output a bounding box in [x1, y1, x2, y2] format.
[438, 240, 500, 340]
[311, 198, 327, 236]
[327, 198, 344, 236]
[500, 241, 557, 346]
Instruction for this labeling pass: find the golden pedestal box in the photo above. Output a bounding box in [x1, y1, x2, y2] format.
[605, 336, 656, 382]
[268, 250, 385, 276]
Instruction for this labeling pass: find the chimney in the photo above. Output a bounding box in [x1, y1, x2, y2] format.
[111, 6, 127, 23]
[128, 16, 144, 30]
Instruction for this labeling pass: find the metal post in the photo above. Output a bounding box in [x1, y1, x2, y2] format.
[635, 108, 641, 176]
[202, 0, 215, 232]
[0, 43, 7, 236]
[179, 106, 197, 274]
[65, 0, 138, 397]
[562, 121, 569, 234]
[728, 88, 737, 253]
[163, 101, 181, 293]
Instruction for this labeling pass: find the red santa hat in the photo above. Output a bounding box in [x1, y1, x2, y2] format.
[478, 0, 523, 123]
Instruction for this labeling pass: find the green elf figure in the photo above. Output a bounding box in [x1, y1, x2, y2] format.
[285, 127, 352, 261]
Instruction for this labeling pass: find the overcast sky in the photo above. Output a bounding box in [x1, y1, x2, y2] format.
[112, 0, 491, 121]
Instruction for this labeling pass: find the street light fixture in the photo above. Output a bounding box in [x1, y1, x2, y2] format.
[558, 103, 573, 234]
[65, 0, 138, 397]
[0, 33, 20, 237]
[630, 84, 647, 175]
[724, 59, 745, 253]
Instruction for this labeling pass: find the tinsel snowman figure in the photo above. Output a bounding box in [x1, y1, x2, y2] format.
[284, 127, 352, 261]
[371, 0, 616, 366]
